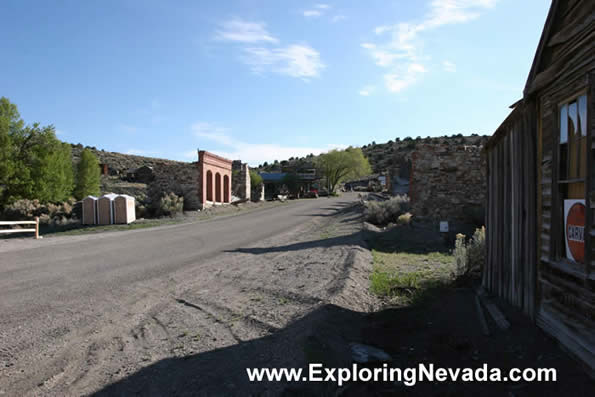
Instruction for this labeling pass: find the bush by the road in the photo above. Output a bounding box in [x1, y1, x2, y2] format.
[453, 226, 485, 276]
[2, 198, 76, 226]
[154, 192, 184, 217]
[364, 195, 410, 226]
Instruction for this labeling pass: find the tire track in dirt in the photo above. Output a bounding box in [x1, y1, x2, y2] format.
[2, 195, 377, 396]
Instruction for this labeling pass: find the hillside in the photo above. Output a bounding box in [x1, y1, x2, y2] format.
[255, 134, 490, 175]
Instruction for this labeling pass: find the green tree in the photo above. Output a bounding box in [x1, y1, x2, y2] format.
[315, 147, 372, 192]
[74, 148, 101, 199]
[0, 99, 18, 206]
[250, 170, 263, 187]
[29, 132, 74, 202]
[282, 172, 300, 195]
[0, 97, 74, 206]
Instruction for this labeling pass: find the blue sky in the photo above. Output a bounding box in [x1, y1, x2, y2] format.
[1, 0, 550, 165]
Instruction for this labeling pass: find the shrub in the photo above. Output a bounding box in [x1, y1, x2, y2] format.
[364, 195, 410, 226]
[397, 212, 412, 225]
[1, 198, 76, 225]
[155, 192, 184, 217]
[250, 170, 263, 187]
[453, 227, 485, 276]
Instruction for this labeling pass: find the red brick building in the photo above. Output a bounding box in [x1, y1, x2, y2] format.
[197, 150, 233, 208]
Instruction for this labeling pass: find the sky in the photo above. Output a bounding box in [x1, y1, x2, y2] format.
[1, 0, 550, 166]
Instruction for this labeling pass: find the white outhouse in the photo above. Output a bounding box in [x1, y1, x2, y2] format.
[114, 195, 136, 224]
[97, 193, 118, 225]
[81, 196, 98, 225]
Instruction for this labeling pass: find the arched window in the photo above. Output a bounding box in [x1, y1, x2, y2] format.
[224, 174, 230, 203]
[215, 173, 222, 202]
[206, 170, 213, 202]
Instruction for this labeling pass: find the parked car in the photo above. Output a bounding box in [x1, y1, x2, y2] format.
[303, 190, 318, 198]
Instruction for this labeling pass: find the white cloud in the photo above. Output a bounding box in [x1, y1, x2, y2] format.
[303, 3, 331, 18]
[191, 122, 345, 166]
[243, 44, 325, 79]
[215, 18, 278, 43]
[371, 50, 402, 67]
[359, 85, 375, 96]
[331, 15, 347, 23]
[363, 0, 496, 92]
[192, 122, 235, 146]
[215, 19, 324, 80]
[303, 10, 322, 17]
[181, 150, 199, 161]
[443, 60, 457, 72]
[423, 0, 497, 29]
[384, 63, 427, 93]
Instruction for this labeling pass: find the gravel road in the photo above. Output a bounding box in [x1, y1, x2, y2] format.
[0, 193, 375, 396]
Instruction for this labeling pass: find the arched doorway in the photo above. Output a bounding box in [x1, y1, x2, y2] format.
[215, 173, 222, 202]
[223, 175, 230, 203]
[206, 170, 213, 202]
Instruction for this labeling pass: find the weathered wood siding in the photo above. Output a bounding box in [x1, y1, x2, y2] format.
[484, 104, 537, 318]
[486, 0, 595, 373]
[532, 0, 595, 373]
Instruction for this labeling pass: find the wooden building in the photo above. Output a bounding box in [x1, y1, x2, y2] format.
[485, 0, 594, 373]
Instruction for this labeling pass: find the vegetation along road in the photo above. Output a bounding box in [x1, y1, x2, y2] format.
[0, 193, 375, 396]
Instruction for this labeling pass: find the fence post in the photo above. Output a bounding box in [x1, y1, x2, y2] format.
[35, 217, 39, 240]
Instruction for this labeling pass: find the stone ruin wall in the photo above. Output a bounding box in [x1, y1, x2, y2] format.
[150, 163, 200, 210]
[410, 143, 486, 223]
[232, 160, 251, 201]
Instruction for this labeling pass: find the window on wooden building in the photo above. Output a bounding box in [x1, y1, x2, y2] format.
[557, 93, 588, 264]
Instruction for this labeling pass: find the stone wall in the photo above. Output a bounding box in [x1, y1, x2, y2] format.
[232, 160, 251, 201]
[251, 184, 265, 202]
[410, 143, 486, 223]
[150, 163, 200, 210]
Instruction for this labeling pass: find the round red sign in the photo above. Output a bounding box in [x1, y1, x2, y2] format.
[566, 202, 585, 263]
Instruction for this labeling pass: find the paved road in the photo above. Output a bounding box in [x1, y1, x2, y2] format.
[0, 193, 362, 395]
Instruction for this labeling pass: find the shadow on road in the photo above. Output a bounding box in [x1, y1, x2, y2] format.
[91, 198, 594, 395]
[93, 284, 594, 396]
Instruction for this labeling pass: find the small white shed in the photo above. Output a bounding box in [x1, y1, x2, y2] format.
[82, 196, 98, 225]
[114, 195, 136, 224]
[97, 193, 118, 225]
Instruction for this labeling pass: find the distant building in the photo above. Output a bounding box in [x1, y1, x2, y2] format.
[260, 168, 320, 199]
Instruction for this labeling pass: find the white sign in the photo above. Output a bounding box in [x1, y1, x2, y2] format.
[440, 221, 449, 233]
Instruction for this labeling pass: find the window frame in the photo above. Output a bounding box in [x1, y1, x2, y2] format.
[553, 88, 590, 277]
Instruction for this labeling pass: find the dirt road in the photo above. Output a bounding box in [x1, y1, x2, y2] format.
[0, 193, 374, 396]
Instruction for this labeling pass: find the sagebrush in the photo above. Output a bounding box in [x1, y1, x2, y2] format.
[154, 192, 184, 217]
[453, 226, 485, 276]
[1, 198, 76, 226]
[364, 195, 410, 226]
